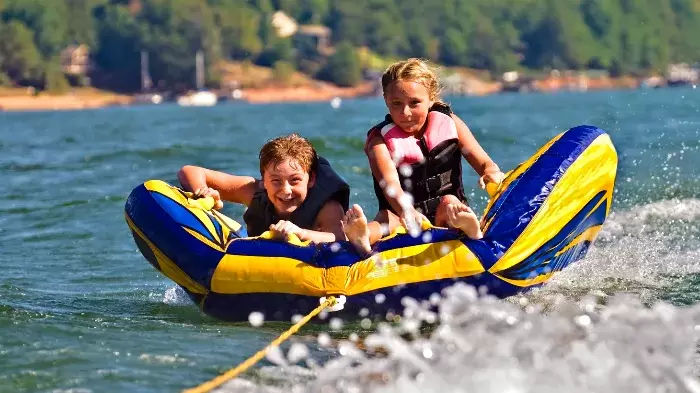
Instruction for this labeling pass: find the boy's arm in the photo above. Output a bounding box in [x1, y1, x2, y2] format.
[451, 114, 504, 187]
[177, 165, 258, 206]
[269, 200, 345, 243]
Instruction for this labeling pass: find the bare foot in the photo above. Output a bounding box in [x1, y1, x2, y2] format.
[341, 204, 372, 255]
[445, 204, 483, 239]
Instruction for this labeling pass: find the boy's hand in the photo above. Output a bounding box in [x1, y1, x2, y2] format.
[269, 220, 306, 240]
[193, 186, 223, 210]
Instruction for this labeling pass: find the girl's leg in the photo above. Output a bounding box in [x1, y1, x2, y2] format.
[434, 195, 483, 239]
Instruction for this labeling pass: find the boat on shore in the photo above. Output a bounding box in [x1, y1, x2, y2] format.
[177, 50, 217, 107]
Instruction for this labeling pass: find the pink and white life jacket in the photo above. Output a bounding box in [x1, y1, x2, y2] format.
[378, 111, 458, 166]
[366, 104, 467, 221]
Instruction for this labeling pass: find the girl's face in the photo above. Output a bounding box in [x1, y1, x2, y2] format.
[384, 80, 434, 135]
[262, 158, 315, 217]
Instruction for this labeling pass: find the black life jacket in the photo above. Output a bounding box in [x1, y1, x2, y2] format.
[368, 103, 466, 222]
[243, 156, 350, 237]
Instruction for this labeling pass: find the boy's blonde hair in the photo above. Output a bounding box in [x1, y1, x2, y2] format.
[381, 58, 443, 102]
[259, 133, 318, 176]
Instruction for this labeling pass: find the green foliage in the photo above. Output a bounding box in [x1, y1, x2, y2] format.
[317, 41, 361, 86]
[212, 0, 263, 59]
[256, 37, 294, 67]
[2, 0, 700, 91]
[44, 57, 70, 92]
[92, 3, 141, 90]
[1, 0, 69, 57]
[65, 0, 104, 48]
[272, 60, 295, 83]
[140, 0, 221, 90]
[0, 71, 11, 86]
[0, 20, 43, 85]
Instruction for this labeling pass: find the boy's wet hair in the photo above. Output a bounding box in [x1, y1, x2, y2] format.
[259, 133, 318, 176]
[381, 58, 444, 103]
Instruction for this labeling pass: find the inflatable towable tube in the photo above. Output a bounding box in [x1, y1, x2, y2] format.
[125, 125, 617, 321]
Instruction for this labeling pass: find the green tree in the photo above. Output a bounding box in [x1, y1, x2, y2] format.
[44, 56, 70, 92]
[1, 0, 69, 57]
[256, 36, 294, 67]
[0, 20, 43, 85]
[211, 0, 263, 59]
[521, 0, 596, 69]
[140, 0, 221, 90]
[92, 3, 141, 90]
[668, 0, 700, 62]
[317, 41, 361, 86]
[65, 0, 104, 48]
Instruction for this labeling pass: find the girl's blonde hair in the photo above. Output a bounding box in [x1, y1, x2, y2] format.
[259, 133, 318, 176]
[381, 58, 443, 102]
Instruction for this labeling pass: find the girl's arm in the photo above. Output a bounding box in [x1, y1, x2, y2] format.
[451, 114, 505, 187]
[177, 165, 258, 208]
[366, 135, 425, 231]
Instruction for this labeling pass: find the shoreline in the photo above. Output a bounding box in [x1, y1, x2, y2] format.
[0, 75, 686, 112]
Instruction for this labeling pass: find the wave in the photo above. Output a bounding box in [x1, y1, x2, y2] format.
[218, 284, 700, 393]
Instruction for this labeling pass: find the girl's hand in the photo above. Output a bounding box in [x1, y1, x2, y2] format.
[269, 220, 306, 240]
[194, 186, 224, 210]
[478, 170, 505, 190]
[400, 208, 428, 237]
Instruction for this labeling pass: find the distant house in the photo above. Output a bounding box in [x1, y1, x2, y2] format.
[271, 11, 333, 56]
[60, 44, 90, 75]
[271, 11, 298, 38]
[667, 63, 699, 86]
[296, 25, 332, 56]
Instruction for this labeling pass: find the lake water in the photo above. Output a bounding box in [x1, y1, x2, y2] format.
[1, 87, 699, 392]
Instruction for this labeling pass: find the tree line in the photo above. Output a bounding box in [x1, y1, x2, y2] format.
[1, 0, 699, 92]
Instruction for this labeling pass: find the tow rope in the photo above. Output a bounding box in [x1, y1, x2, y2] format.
[183, 296, 338, 393]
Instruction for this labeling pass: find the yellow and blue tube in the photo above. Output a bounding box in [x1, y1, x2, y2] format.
[125, 125, 617, 321]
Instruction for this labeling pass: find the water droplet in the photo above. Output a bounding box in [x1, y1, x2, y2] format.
[248, 311, 264, 327]
[330, 317, 343, 331]
[317, 332, 331, 347]
[375, 293, 386, 304]
[287, 342, 309, 363]
[574, 314, 591, 327]
[265, 345, 286, 366]
[399, 164, 413, 177]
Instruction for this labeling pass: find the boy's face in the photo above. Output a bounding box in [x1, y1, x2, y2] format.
[262, 158, 315, 218]
[384, 80, 433, 135]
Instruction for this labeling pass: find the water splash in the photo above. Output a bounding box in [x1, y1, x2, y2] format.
[161, 286, 190, 305]
[221, 284, 700, 393]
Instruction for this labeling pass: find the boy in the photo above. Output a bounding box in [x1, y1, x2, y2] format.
[178, 133, 348, 242]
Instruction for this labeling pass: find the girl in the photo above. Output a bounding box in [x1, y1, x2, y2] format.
[178, 133, 348, 242]
[343, 58, 504, 255]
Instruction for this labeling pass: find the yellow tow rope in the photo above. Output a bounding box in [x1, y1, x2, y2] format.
[183, 296, 337, 393]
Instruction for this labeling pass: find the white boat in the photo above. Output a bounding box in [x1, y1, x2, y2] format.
[133, 51, 163, 105]
[177, 90, 217, 106]
[177, 50, 217, 107]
